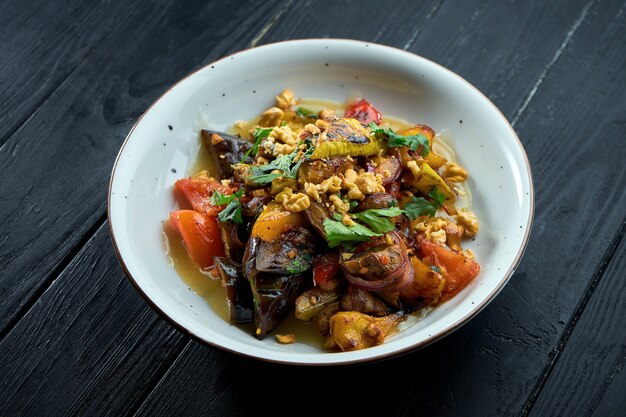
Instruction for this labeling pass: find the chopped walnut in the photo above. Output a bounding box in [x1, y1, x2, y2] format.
[275, 187, 293, 204]
[318, 108, 336, 122]
[342, 213, 356, 226]
[456, 210, 479, 237]
[443, 162, 468, 183]
[413, 218, 450, 246]
[354, 172, 385, 194]
[273, 142, 296, 156]
[210, 133, 224, 145]
[275, 89, 296, 109]
[317, 175, 342, 193]
[283, 192, 311, 212]
[258, 107, 284, 127]
[406, 160, 421, 177]
[329, 194, 350, 214]
[304, 182, 322, 203]
[271, 125, 298, 145]
[341, 169, 364, 200]
[304, 123, 321, 135]
[315, 118, 331, 129]
[462, 249, 476, 260]
[275, 333, 296, 344]
[429, 230, 447, 246]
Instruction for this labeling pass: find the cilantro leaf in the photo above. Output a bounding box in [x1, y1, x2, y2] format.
[428, 187, 446, 206]
[246, 146, 313, 185]
[211, 190, 244, 223]
[323, 217, 382, 248]
[404, 187, 446, 219]
[352, 207, 403, 233]
[368, 122, 430, 156]
[241, 127, 273, 163]
[296, 107, 318, 119]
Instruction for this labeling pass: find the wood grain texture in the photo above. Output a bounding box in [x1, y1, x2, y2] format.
[528, 228, 626, 417]
[0, 226, 187, 416]
[1, 0, 625, 416]
[0, 0, 145, 147]
[136, 1, 626, 416]
[0, 0, 285, 336]
[259, 0, 445, 50]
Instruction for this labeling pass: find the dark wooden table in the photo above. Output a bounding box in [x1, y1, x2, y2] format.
[1, 0, 625, 415]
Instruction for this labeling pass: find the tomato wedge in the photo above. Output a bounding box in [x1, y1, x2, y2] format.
[313, 251, 341, 288]
[344, 98, 382, 125]
[174, 176, 233, 216]
[169, 210, 225, 269]
[418, 238, 480, 301]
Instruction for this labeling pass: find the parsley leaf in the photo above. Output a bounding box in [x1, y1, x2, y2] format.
[246, 146, 313, 185]
[241, 127, 272, 163]
[296, 107, 318, 119]
[352, 207, 403, 233]
[211, 189, 244, 223]
[368, 122, 430, 156]
[323, 217, 382, 248]
[404, 187, 446, 219]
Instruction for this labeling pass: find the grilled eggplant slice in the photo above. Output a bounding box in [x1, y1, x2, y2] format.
[255, 227, 316, 274]
[250, 272, 309, 339]
[213, 257, 253, 323]
[201, 129, 252, 178]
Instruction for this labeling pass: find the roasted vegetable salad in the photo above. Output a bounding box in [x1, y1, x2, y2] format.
[165, 89, 480, 351]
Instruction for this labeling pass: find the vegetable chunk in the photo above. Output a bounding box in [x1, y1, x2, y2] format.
[329, 312, 403, 351]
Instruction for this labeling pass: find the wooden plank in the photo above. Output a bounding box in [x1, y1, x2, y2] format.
[0, 0, 146, 146]
[136, 1, 626, 416]
[2, 1, 623, 416]
[0, 0, 286, 335]
[0, 0, 290, 412]
[259, 0, 592, 121]
[258, 0, 445, 50]
[528, 228, 626, 416]
[0, 226, 187, 416]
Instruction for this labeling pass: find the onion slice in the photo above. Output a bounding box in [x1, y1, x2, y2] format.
[340, 232, 414, 292]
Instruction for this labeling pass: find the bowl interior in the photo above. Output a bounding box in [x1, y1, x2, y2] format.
[109, 39, 533, 365]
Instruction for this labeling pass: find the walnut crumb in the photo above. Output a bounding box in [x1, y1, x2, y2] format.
[275, 334, 296, 344]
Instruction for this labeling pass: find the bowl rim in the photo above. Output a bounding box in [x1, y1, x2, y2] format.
[107, 38, 534, 366]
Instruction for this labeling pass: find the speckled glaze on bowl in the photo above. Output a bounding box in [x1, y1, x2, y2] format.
[108, 39, 533, 365]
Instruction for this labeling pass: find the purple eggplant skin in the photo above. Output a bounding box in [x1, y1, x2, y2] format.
[217, 220, 246, 263]
[242, 235, 312, 339]
[354, 192, 396, 212]
[254, 227, 316, 274]
[201, 129, 252, 178]
[304, 200, 329, 239]
[249, 272, 310, 339]
[213, 257, 254, 324]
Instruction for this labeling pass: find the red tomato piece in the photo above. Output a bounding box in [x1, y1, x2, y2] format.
[169, 210, 225, 269]
[174, 176, 233, 216]
[313, 251, 341, 287]
[344, 98, 382, 125]
[418, 238, 480, 301]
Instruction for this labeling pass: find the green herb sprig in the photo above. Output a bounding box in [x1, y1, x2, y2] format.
[211, 189, 244, 223]
[246, 145, 313, 185]
[368, 123, 430, 156]
[404, 187, 446, 219]
[240, 127, 273, 163]
[352, 207, 403, 234]
[296, 107, 318, 119]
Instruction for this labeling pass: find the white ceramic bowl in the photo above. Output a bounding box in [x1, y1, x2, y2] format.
[108, 39, 533, 365]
